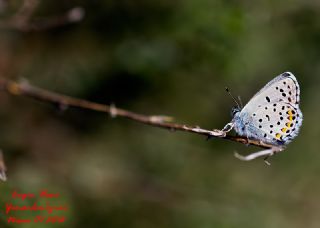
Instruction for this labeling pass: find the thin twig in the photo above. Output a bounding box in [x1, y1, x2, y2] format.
[0, 0, 84, 31]
[0, 77, 274, 149]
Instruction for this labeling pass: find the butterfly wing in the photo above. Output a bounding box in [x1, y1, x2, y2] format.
[237, 72, 302, 145]
[245, 102, 302, 145]
[242, 72, 300, 111]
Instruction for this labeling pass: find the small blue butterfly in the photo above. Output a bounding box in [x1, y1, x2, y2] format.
[223, 72, 303, 163]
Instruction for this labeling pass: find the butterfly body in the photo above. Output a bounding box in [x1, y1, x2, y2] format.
[229, 72, 303, 147]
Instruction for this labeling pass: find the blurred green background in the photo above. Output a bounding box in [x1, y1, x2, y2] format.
[0, 0, 319, 227]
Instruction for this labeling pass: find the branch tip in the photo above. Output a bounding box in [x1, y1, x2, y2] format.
[110, 103, 117, 118]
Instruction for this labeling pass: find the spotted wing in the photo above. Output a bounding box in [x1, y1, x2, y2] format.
[240, 72, 302, 145]
[247, 102, 302, 145]
[242, 72, 300, 113]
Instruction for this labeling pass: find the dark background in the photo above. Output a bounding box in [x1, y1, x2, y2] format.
[0, 1, 319, 227]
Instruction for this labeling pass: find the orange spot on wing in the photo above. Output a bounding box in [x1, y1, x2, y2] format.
[286, 122, 293, 127]
[287, 109, 294, 121]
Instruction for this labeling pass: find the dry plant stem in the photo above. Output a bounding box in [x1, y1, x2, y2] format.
[0, 0, 84, 31]
[0, 78, 276, 150]
[234, 146, 284, 165]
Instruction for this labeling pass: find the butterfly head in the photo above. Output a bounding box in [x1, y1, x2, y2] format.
[226, 87, 243, 117]
[231, 106, 241, 117]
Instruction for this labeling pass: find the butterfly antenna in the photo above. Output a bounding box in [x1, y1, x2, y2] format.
[238, 95, 243, 109]
[225, 87, 240, 109]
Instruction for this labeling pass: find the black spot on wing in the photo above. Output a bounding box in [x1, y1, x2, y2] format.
[266, 96, 270, 102]
[265, 115, 270, 121]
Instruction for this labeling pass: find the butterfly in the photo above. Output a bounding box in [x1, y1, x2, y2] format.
[222, 72, 303, 163]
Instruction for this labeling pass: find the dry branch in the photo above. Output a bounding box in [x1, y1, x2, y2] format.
[0, 77, 274, 150]
[0, 0, 84, 31]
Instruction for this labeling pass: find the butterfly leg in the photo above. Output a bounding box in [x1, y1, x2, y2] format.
[234, 146, 283, 164]
[222, 122, 234, 132]
[207, 123, 232, 141]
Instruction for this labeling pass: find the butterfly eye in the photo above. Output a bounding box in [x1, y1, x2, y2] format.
[231, 106, 241, 117]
